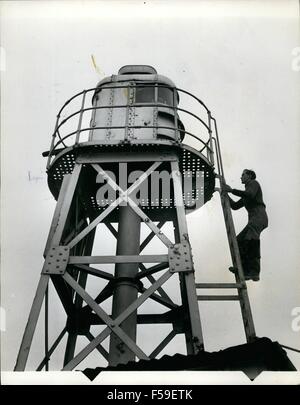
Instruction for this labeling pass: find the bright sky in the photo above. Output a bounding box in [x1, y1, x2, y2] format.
[1, 0, 300, 378]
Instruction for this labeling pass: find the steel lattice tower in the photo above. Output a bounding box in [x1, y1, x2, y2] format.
[15, 65, 255, 371]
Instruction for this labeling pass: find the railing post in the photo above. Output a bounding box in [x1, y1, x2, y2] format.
[75, 90, 87, 145]
[208, 111, 214, 166]
[213, 118, 224, 178]
[173, 87, 180, 142]
[212, 137, 222, 178]
[47, 114, 60, 170]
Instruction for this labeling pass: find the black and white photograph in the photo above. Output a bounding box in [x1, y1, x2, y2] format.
[1, 0, 300, 389]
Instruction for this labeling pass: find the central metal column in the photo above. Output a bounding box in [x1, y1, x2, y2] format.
[108, 205, 141, 366]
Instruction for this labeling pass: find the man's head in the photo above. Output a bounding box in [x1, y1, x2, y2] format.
[241, 169, 256, 184]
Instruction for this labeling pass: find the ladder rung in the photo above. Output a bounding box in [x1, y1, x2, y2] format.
[197, 295, 240, 301]
[196, 283, 243, 289]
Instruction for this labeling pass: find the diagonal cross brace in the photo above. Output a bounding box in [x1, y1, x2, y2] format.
[62, 269, 173, 370]
[67, 161, 164, 249]
[63, 272, 148, 362]
[92, 163, 173, 248]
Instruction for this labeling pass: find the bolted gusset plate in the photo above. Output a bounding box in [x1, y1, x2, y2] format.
[169, 242, 194, 272]
[42, 246, 70, 275]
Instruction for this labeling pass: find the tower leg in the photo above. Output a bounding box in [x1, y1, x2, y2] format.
[14, 275, 50, 370]
[63, 228, 96, 366]
[15, 167, 82, 371]
[108, 205, 141, 366]
[171, 161, 204, 354]
[63, 334, 77, 366]
[172, 215, 195, 354]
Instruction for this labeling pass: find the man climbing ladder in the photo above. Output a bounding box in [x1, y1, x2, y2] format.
[224, 169, 268, 282]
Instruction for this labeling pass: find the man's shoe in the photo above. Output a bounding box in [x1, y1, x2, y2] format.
[251, 275, 260, 281]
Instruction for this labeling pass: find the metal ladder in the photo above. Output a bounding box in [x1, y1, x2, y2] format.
[195, 118, 256, 343]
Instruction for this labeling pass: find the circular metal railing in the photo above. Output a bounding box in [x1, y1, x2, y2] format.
[45, 84, 224, 177]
